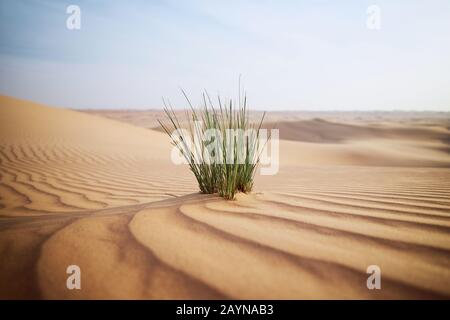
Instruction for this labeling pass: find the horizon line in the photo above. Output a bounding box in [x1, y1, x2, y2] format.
[2, 94, 450, 113]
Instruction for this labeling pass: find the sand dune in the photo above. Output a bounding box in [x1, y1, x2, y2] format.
[263, 118, 450, 144]
[91, 109, 450, 167]
[1, 95, 450, 299]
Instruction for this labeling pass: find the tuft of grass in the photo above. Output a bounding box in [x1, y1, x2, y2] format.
[158, 89, 267, 200]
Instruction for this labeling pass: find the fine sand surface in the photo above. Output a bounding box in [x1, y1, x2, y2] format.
[1, 95, 450, 299]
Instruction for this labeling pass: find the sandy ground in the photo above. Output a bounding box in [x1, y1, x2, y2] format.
[1, 95, 450, 299]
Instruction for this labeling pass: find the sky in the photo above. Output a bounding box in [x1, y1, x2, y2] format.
[0, 0, 449, 111]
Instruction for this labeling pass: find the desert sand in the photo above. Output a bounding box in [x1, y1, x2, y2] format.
[1, 95, 450, 299]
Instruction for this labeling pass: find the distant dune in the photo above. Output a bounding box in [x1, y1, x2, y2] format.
[263, 118, 450, 144]
[1, 95, 450, 299]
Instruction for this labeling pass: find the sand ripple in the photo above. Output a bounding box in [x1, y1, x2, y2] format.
[1, 96, 450, 299]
